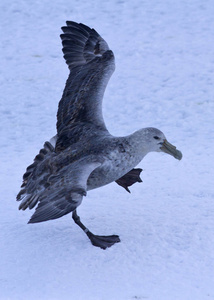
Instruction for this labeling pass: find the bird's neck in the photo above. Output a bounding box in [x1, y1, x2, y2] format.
[122, 129, 152, 165]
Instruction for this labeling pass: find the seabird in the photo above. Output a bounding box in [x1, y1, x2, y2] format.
[17, 21, 182, 249]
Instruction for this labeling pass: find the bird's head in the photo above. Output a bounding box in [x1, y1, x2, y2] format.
[143, 127, 182, 160]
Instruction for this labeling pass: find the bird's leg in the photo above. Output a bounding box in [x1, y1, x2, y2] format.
[72, 210, 120, 249]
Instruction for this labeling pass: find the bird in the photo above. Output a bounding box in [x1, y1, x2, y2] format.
[17, 21, 182, 249]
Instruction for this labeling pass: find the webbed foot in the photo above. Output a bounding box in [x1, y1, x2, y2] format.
[87, 232, 120, 249]
[72, 210, 120, 249]
[115, 168, 143, 193]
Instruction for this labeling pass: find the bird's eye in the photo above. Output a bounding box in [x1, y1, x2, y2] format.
[153, 136, 160, 140]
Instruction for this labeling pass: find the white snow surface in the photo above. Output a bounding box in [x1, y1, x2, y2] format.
[1, 0, 214, 299]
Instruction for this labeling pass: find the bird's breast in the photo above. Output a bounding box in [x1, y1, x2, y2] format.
[87, 146, 141, 191]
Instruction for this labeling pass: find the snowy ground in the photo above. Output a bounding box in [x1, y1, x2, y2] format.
[1, 0, 214, 299]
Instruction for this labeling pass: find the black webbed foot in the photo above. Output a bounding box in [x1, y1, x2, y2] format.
[72, 210, 120, 249]
[115, 168, 143, 193]
[86, 232, 120, 249]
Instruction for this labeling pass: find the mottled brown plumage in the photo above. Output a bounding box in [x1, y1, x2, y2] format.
[17, 21, 182, 249]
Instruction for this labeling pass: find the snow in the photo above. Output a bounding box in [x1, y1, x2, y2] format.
[1, 0, 214, 299]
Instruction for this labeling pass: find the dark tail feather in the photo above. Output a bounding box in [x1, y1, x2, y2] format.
[17, 141, 55, 200]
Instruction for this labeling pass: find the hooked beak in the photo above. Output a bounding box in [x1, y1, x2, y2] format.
[160, 139, 182, 160]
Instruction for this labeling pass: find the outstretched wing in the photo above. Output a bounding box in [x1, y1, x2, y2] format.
[57, 21, 115, 136]
[17, 156, 101, 223]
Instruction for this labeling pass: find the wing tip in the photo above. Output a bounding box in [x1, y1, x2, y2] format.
[60, 21, 110, 68]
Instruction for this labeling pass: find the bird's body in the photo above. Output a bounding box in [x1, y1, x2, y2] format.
[17, 21, 182, 249]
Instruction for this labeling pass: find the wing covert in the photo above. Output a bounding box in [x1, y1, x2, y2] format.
[18, 157, 101, 223]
